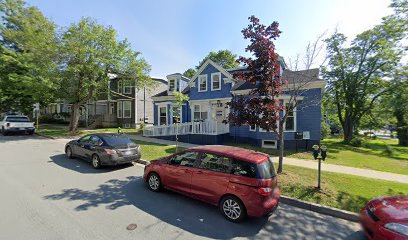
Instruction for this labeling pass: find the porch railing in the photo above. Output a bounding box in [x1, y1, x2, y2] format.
[143, 121, 229, 137]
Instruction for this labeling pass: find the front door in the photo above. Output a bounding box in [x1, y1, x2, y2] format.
[163, 151, 200, 194]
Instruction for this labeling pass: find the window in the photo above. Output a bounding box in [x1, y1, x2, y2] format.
[117, 81, 123, 93]
[109, 103, 114, 114]
[170, 151, 199, 167]
[172, 106, 181, 124]
[159, 106, 167, 125]
[78, 135, 92, 143]
[231, 159, 257, 178]
[198, 153, 231, 173]
[198, 75, 207, 92]
[90, 135, 103, 145]
[193, 104, 208, 121]
[169, 79, 176, 92]
[211, 72, 221, 90]
[123, 101, 131, 118]
[123, 80, 132, 94]
[103, 136, 134, 147]
[117, 102, 123, 118]
[250, 125, 256, 131]
[262, 140, 277, 149]
[285, 103, 295, 131]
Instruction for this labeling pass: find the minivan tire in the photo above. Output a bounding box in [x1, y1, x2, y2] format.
[147, 173, 162, 192]
[220, 195, 246, 222]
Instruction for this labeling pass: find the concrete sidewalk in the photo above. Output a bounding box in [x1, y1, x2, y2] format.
[127, 134, 408, 184]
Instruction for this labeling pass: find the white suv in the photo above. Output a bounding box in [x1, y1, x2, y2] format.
[0, 115, 35, 135]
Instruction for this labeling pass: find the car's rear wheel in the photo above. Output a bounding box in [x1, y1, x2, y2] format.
[65, 146, 73, 159]
[27, 130, 34, 135]
[147, 173, 162, 192]
[220, 196, 246, 222]
[91, 154, 101, 169]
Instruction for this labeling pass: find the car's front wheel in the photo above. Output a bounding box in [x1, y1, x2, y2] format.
[147, 173, 162, 192]
[65, 146, 73, 159]
[220, 196, 246, 222]
[91, 154, 101, 169]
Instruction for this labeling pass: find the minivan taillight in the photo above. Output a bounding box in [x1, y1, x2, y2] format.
[104, 149, 116, 155]
[257, 187, 273, 196]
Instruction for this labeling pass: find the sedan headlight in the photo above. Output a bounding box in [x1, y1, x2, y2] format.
[384, 223, 408, 236]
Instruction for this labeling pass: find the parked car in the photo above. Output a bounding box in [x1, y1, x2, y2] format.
[0, 115, 35, 135]
[65, 133, 141, 169]
[360, 196, 408, 240]
[143, 145, 280, 222]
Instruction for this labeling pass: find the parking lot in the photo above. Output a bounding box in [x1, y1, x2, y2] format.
[0, 135, 364, 240]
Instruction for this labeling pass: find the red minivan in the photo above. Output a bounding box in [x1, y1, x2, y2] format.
[143, 145, 280, 222]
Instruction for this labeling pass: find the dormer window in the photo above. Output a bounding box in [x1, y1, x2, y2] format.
[211, 72, 221, 91]
[169, 79, 176, 92]
[198, 75, 207, 92]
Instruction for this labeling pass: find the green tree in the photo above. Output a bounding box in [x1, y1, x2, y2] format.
[0, 0, 59, 113]
[58, 18, 152, 131]
[323, 0, 407, 142]
[183, 49, 239, 78]
[172, 92, 189, 152]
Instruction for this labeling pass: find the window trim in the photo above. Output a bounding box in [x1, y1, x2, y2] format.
[211, 72, 221, 91]
[158, 105, 167, 126]
[171, 105, 183, 124]
[169, 79, 176, 92]
[249, 125, 256, 132]
[123, 80, 132, 94]
[117, 101, 123, 118]
[193, 104, 208, 122]
[122, 101, 132, 118]
[284, 103, 297, 132]
[198, 75, 207, 92]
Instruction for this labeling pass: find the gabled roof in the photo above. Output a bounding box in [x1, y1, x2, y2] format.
[188, 59, 234, 85]
[231, 68, 323, 91]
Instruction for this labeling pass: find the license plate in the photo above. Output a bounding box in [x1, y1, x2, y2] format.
[19, 128, 25, 130]
[123, 151, 132, 155]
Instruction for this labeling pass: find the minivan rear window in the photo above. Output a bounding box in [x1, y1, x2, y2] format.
[257, 158, 277, 179]
[232, 158, 276, 179]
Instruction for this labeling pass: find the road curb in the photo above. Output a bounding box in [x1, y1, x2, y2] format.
[35, 133, 56, 139]
[280, 196, 359, 222]
[135, 159, 359, 222]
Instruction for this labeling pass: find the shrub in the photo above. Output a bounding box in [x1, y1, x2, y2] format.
[383, 145, 395, 157]
[349, 137, 366, 147]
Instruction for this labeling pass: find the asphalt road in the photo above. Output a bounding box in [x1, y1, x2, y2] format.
[0, 134, 365, 240]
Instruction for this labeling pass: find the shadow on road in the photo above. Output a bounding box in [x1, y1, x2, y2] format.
[44, 176, 364, 239]
[49, 154, 133, 174]
[0, 134, 44, 143]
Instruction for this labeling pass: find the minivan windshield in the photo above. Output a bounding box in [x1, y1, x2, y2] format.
[257, 158, 277, 179]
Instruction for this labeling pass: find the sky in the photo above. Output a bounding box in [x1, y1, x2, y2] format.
[27, 0, 393, 78]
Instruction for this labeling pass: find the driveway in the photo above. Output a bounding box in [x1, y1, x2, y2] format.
[0, 135, 364, 240]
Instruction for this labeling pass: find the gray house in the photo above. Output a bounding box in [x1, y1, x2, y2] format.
[42, 77, 167, 128]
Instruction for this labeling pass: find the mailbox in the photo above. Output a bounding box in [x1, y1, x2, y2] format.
[295, 132, 303, 140]
[321, 145, 327, 161]
[312, 145, 320, 160]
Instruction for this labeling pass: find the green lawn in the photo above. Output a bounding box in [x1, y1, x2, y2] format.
[132, 140, 185, 161]
[36, 124, 141, 138]
[227, 137, 408, 175]
[278, 164, 408, 212]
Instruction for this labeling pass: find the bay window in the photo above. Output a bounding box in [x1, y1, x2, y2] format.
[123, 101, 131, 118]
[159, 106, 167, 125]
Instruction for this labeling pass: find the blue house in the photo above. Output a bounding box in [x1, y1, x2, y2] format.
[145, 58, 326, 149]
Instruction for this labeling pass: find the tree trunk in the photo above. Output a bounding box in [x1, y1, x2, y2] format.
[343, 117, 354, 142]
[277, 122, 285, 173]
[69, 103, 81, 132]
[395, 109, 408, 146]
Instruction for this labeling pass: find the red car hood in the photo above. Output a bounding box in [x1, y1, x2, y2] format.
[369, 196, 408, 223]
